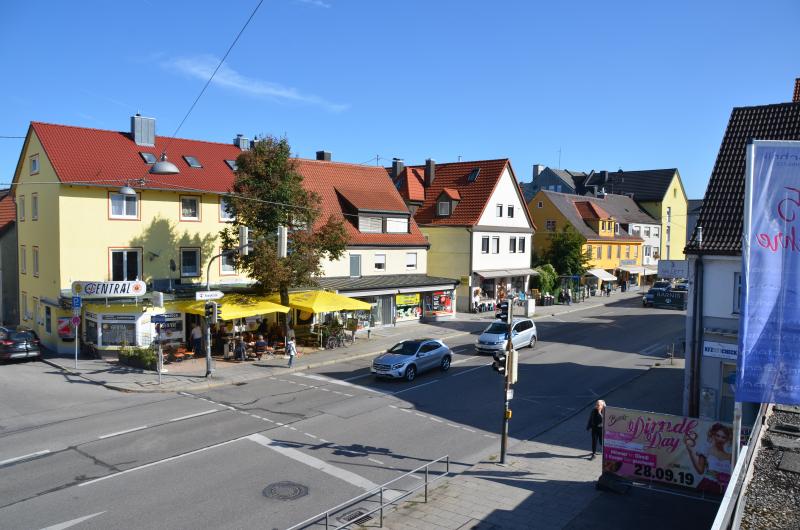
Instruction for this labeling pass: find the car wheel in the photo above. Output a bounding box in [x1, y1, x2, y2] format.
[529, 336, 537, 349]
[405, 365, 417, 381]
[440, 356, 451, 372]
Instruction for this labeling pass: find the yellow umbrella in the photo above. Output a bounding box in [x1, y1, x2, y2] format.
[165, 294, 290, 320]
[268, 290, 371, 313]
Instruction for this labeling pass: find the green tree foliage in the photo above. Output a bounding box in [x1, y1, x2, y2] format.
[220, 136, 348, 309]
[534, 264, 557, 294]
[542, 226, 590, 276]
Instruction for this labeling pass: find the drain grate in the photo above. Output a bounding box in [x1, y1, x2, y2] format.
[263, 481, 308, 501]
[338, 508, 372, 525]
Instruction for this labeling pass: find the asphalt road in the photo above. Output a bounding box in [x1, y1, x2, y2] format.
[0, 299, 685, 529]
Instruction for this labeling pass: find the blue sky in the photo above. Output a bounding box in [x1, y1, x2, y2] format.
[1, 0, 798, 199]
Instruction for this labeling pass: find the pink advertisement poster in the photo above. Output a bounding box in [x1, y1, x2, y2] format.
[603, 407, 733, 494]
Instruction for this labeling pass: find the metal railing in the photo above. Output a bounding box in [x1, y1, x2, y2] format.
[286, 455, 450, 530]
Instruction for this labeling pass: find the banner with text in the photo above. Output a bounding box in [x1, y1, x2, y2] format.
[603, 407, 733, 494]
[738, 140, 800, 404]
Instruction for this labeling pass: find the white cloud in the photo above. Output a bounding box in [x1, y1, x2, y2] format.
[166, 55, 348, 112]
[298, 0, 331, 8]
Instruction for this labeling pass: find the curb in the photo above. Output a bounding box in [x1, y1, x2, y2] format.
[41, 329, 473, 394]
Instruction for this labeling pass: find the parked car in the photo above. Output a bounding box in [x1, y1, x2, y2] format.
[0, 327, 41, 361]
[371, 339, 452, 381]
[670, 283, 689, 293]
[642, 281, 673, 307]
[476, 318, 537, 355]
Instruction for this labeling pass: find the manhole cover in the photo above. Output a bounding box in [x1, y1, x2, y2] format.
[338, 508, 372, 525]
[263, 481, 308, 500]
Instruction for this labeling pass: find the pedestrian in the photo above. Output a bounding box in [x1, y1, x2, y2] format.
[605, 283, 611, 297]
[234, 338, 247, 361]
[286, 338, 297, 368]
[586, 399, 606, 459]
[190, 322, 203, 354]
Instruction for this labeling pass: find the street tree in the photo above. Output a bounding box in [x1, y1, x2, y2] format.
[220, 136, 348, 315]
[542, 226, 590, 276]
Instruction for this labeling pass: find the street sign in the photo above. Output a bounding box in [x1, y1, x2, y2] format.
[151, 314, 167, 324]
[71, 316, 81, 326]
[506, 389, 514, 401]
[72, 280, 147, 298]
[196, 290, 224, 301]
[72, 296, 82, 309]
[72, 307, 81, 317]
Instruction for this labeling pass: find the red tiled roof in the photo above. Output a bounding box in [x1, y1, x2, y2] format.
[0, 191, 16, 229]
[292, 159, 428, 247]
[574, 201, 609, 220]
[441, 187, 461, 200]
[26, 122, 427, 247]
[394, 159, 534, 228]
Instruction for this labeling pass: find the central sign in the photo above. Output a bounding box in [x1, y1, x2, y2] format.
[196, 290, 224, 301]
[72, 281, 146, 298]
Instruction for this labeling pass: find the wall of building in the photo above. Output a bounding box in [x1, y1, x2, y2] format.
[477, 167, 534, 230]
[422, 226, 470, 312]
[471, 231, 532, 272]
[528, 191, 566, 259]
[639, 174, 688, 261]
[0, 224, 19, 326]
[319, 247, 429, 277]
[628, 223, 661, 266]
[584, 240, 643, 270]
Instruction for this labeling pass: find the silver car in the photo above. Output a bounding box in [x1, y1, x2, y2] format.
[476, 318, 537, 355]
[371, 339, 452, 381]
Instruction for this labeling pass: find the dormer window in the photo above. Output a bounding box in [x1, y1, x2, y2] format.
[139, 152, 157, 164]
[183, 155, 202, 168]
[225, 160, 237, 171]
[358, 216, 382, 233]
[438, 201, 451, 217]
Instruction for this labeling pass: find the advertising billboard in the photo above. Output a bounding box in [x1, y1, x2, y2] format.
[603, 406, 733, 495]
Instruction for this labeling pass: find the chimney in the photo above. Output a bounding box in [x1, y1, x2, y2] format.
[391, 158, 405, 179]
[316, 151, 331, 161]
[794, 78, 800, 103]
[131, 113, 155, 147]
[233, 134, 250, 151]
[601, 170, 609, 186]
[424, 159, 436, 187]
[532, 164, 545, 179]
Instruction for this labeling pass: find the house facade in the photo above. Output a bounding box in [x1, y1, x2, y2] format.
[683, 82, 800, 422]
[393, 158, 536, 313]
[12, 116, 454, 353]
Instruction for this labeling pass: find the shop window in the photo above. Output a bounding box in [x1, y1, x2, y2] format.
[219, 197, 234, 222]
[481, 236, 489, 254]
[491, 237, 500, 254]
[518, 237, 526, 253]
[110, 192, 138, 219]
[405, 252, 417, 270]
[111, 249, 141, 281]
[733, 272, 742, 314]
[181, 248, 201, 277]
[374, 254, 386, 270]
[180, 196, 200, 221]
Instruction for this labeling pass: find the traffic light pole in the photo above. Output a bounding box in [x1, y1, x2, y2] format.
[500, 299, 514, 465]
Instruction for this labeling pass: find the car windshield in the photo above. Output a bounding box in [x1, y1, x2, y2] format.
[10, 331, 34, 341]
[653, 282, 671, 289]
[388, 341, 421, 355]
[485, 322, 508, 334]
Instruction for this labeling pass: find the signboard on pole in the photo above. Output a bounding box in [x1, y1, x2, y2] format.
[603, 406, 733, 494]
[72, 296, 82, 309]
[72, 281, 146, 298]
[657, 260, 689, 279]
[196, 290, 224, 301]
[71, 316, 81, 327]
[737, 140, 800, 404]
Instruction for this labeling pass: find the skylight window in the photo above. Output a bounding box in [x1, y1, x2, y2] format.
[139, 152, 157, 164]
[467, 168, 480, 182]
[183, 155, 203, 168]
[225, 160, 238, 171]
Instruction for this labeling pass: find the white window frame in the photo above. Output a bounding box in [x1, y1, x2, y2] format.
[180, 248, 201, 277]
[587, 244, 593, 258]
[386, 217, 409, 233]
[219, 197, 234, 222]
[509, 238, 517, 253]
[221, 250, 236, 275]
[32, 246, 39, 277]
[21, 292, 28, 322]
[31, 193, 38, 221]
[437, 201, 451, 216]
[733, 272, 742, 314]
[596, 247, 602, 259]
[653, 227, 659, 238]
[645, 246, 651, 257]
[491, 237, 500, 254]
[537, 201, 543, 208]
[18, 195, 24, 221]
[507, 205, 514, 218]
[30, 154, 39, 175]
[518, 237, 526, 254]
[481, 236, 490, 254]
[496, 204, 503, 217]
[110, 249, 142, 281]
[20, 245, 26, 274]
[644, 226, 651, 237]
[405, 252, 417, 270]
[180, 196, 201, 221]
[109, 192, 139, 219]
[634, 246, 638, 258]
[358, 216, 382, 233]
[374, 254, 386, 270]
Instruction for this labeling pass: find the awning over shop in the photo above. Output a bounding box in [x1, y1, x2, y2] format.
[618, 265, 658, 276]
[267, 290, 371, 313]
[584, 268, 618, 282]
[477, 268, 539, 279]
[165, 294, 290, 320]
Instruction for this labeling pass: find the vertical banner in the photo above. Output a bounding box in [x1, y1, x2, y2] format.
[737, 140, 800, 404]
[604, 407, 733, 494]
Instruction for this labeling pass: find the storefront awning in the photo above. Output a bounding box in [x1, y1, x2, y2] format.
[618, 265, 658, 276]
[584, 268, 618, 281]
[267, 290, 371, 313]
[477, 268, 538, 279]
[165, 294, 290, 320]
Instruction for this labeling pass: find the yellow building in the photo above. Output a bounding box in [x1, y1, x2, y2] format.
[529, 190, 657, 286]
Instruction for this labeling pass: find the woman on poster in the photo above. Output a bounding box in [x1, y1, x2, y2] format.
[684, 423, 733, 495]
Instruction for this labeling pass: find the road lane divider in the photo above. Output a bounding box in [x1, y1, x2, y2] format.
[0, 449, 51, 466]
[169, 409, 219, 422]
[98, 425, 148, 440]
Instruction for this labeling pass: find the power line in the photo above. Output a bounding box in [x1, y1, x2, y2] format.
[0, 136, 25, 139]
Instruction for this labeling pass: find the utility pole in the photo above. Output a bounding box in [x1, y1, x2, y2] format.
[492, 297, 518, 465]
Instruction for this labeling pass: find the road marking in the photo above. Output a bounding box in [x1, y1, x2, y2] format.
[169, 409, 219, 422]
[392, 379, 440, 395]
[98, 425, 148, 439]
[430, 418, 443, 423]
[0, 449, 50, 466]
[276, 422, 285, 426]
[248, 433, 379, 491]
[262, 418, 274, 423]
[289, 427, 297, 431]
[415, 413, 426, 418]
[368, 458, 384, 465]
[294, 372, 380, 393]
[446, 423, 460, 428]
[389, 405, 398, 409]
[251, 415, 262, 420]
[40, 511, 106, 530]
[80, 437, 245, 487]
[399, 408, 412, 413]
[304, 433, 318, 439]
[319, 439, 331, 444]
[640, 343, 664, 356]
[461, 427, 476, 433]
[449, 364, 491, 378]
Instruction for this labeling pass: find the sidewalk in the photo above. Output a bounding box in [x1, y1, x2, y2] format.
[41, 290, 644, 394]
[380, 359, 702, 530]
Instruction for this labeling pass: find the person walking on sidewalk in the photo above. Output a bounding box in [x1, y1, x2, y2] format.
[286, 338, 297, 368]
[190, 322, 203, 355]
[586, 399, 606, 458]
